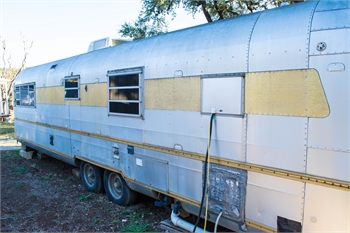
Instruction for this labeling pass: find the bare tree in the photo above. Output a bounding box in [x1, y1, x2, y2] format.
[1, 33, 33, 115]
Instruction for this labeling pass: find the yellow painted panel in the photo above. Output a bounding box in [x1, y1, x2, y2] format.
[245, 69, 330, 118]
[80, 83, 107, 107]
[36, 86, 64, 105]
[36, 83, 107, 106]
[145, 76, 200, 111]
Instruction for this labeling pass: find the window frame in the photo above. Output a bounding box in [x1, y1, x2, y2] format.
[14, 82, 36, 108]
[64, 75, 80, 100]
[107, 67, 144, 117]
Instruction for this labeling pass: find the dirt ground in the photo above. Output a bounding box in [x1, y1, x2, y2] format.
[1, 149, 171, 232]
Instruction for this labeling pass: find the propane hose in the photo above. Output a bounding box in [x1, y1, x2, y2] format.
[193, 113, 216, 232]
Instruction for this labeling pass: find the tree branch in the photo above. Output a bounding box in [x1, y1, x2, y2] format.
[214, 0, 224, 20]
[200, 1, 213, 22]
[1, 39, 7, 79]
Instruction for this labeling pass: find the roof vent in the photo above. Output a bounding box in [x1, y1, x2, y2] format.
[88, 37, 130, 52]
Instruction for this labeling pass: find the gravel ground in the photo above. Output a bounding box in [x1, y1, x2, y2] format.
[0, 148, 171, 232]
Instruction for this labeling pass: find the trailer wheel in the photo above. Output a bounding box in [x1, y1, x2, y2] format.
[80, 161, 103, 193]
[104, 170, 137, 206]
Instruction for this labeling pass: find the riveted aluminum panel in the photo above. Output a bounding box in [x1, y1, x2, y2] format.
[140, 147, 203, 201]
[56, 12, 260, 82]
[169, 163, 202, 201]
[67, 105, 144, 143]
[35, 104, 70, 128]
[246, 172, 304, 229]
[308, 54, 349, 152]
[142, 110, 245, 161]
[68, 48, 116, 84]
[140, 13, 260, 78]
[311, 9, 350, 31]
[15, 56, 79, 88]
[44, 56, 80, 87]
[315, 0, 350, 12]
[134, 155, 168, 192]
[307, 148, 350, 182]
[246, 115, 308, 173]
[16, 120, 73, 158]
[303, 184, 350, 232]
[14, 106, 36, 122]
[309, 29, 350, 55]
[249, 1, 318, 72]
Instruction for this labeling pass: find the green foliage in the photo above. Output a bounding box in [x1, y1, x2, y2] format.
[78, 193, 92, 202]
[119, 16, 168, 40]
[119, 0, 298, 40]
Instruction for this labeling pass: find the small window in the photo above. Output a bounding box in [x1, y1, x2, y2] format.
[64, 75, 80, 100]
[14, 83, 36, 107]
[107, 67, 143, 117]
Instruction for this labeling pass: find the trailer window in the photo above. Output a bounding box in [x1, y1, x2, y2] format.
[14, 83, 36, 107]
[107, 67, 143, 117]
[64, 75, 80, 99]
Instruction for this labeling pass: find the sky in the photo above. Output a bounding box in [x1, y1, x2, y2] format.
[0, 0, 207, 68]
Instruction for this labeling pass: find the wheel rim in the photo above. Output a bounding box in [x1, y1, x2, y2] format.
[83, 164, 95, 187]
[108, 173, 122, 200]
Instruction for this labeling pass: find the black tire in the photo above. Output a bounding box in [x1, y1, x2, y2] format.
[104, 170, 137, 206]
[80, 161, 103, 193]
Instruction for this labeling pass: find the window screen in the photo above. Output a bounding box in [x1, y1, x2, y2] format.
[64, 75, 80, 99]
[107, 68, 143, 117]
[14, 83, 36, 107]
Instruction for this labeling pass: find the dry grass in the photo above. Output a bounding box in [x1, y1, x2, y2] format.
[0, 122, 15, 138]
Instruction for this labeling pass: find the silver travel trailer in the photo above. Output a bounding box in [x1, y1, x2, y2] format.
[14, 0, 349, 232]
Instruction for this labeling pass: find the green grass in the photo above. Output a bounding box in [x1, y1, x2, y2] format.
[42, 174, 51, 180]
[121, 211, 154, 232]
[0, 122, 14, 135]
[12, 167, 27, 174]
[78, 193, 92, 202]
[1, 150, 20, 159]
[29, 192, 37, 198]
[112, 219, 120, 225]
[15, 182, 24, 189]
[121, 218, 152, 232]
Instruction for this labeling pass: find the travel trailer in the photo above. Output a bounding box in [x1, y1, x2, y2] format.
[14, 0, 349, 232]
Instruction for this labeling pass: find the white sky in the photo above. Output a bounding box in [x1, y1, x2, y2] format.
[0, 0, 206, 68]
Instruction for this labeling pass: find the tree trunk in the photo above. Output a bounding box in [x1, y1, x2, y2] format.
[200, 1, 213, 23]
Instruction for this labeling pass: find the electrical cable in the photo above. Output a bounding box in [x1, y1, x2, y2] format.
[214, 211, 223, 233]
[193, 113, 216, 232]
